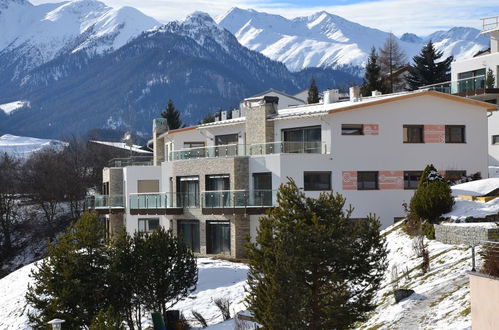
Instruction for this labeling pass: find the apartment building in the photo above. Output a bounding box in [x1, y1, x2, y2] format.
[86, 88, 494, 258]
[422, 16, 499, 169]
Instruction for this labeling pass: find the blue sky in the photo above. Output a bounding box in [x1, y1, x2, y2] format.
[31, 0, 499, 35]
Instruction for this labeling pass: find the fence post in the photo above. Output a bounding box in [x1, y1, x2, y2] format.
[471, 245, 476, 272]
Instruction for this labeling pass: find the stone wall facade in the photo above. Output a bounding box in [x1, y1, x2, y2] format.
[435, 224, 499, 245]
[245, 100, 276, 146]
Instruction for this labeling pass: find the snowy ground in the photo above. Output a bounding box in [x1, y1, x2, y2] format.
[443, 197, 499, 221]
[0, 101, 30, 115]
[0, 134, 67, 159]
[357, 223, 475, 330]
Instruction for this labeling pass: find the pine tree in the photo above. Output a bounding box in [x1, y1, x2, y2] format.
[161, 99, 183, 130]
[406, 41, 453, 90]
[307, 78, 320, 104]
[26, 212, 109, 328]
[361, 47, 388, 96]
[378, 34, 407, 93]
[486, 68, 495, 89]
[409, 164, 454, 223]
[246, 180, 388, 329]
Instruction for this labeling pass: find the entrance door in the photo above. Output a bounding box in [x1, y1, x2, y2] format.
[205, 174, 230, 207]
[206, 221, 231, 254]
[177, 220, 200, 252]
[177, 176, 199, 207]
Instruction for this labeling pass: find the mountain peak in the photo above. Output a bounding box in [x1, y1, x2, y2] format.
[400, 33, 422, 43]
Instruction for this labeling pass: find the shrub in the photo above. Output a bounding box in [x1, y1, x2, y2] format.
[409, 165, 454, 223]
[422, 222, 435, 240]
[214, 297, 231, 321]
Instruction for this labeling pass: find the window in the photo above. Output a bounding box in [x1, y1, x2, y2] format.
[403, 125, 424, 143]
[102, 182, 109, 195]
[404, 171, 422, 189]
[304, 171, 331, 191]
[138, 218, 159, 232]
[184, 141, 205, 149]
[206, 221, 231, 254]
[178, 220, 200, 252]
[205, 174, 230, 207]
[445, 125, 465, 143]
[357, 171, 378, 190]
[282, 125, 321, 153]
[342, 124, 363, 135]
[177, 176, 199, 207]
[445, 170, 466, 182]
[253, 172, 273, 205]
[492, 135, 499, 145]
[215, 134, 238, 146]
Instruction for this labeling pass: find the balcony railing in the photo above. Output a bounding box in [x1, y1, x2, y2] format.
[169, 141, 328, 161]
[85, 195, 124, 209]
[129, 192, 199, 209]
[202, 190, 277, 208]
[420, 75, 490, 96]
[108, 156, 153, 167]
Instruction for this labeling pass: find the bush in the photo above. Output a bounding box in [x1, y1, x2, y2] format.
[422, 222, 435, 240]
[409, 165, 454, 223]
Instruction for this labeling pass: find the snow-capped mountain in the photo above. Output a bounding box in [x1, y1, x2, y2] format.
[0, 0, 159, 82]
[0, 134, 67, 158]
[217, 8, 489, 72]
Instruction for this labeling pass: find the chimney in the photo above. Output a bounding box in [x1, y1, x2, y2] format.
[323, 89, 340, 104]
[372, 90, 382, 97]
[349, 86, 361, 102]
[221, 110, 227, 121]
[243, 96, 277, 146]
[232, 109, 240, 118]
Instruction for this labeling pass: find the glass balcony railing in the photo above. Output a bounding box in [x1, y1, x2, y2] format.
[169, 141, 328, 161]
[202, 190, 277, 208]
[420, 75, 488, 95]
[108, 156, 153, 167]
[85, 195, 124, 209]
[129, 192, 199, 209]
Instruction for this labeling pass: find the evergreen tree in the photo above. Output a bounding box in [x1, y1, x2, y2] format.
[406, 41, 453, 90]
[135, 227, 198, 322]
[26, 212, 108, 328]
[307, 78, 320, 104]
[199, 113, 215, 124]
[486, 68, 495, 89]
[378, 34, 407, 93]
[246, 180, 388, 329]
[409, 164, 454, 223]
[361, 47, 388, 96]
[161, 99, 183, 130]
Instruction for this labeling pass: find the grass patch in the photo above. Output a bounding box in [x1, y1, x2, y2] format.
[460, 307, 471, 317]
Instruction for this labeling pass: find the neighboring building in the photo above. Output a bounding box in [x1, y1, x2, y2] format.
[86, 88, 493, 258]
[245, 89, 307, 109]
[422, 16, 499, 168]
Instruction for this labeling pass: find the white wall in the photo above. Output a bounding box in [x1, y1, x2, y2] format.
[489, 112, 499, 166]
[451, 52, 499, 86]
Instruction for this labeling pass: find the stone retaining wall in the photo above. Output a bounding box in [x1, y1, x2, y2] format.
[435, 224, 499, 245]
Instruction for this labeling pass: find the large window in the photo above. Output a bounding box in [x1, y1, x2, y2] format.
[282, 125, 321, 153]
[138, 218, 159, 233]
[493, 135, 499, 145]
[404, 171, 422, 190]
[184, 141, 205, 149]
[445, 125, 465, 143]
[177, 176, 199, 207]
[357, 171, 378, 190]
[403, 125, 424, 143]
[206, 221, 231, 254]
[445, 170, 466, 182]
[253, 172, 273, 205]
[178, 220, 200, 252]
[304, 171, 331, 191]
[341, 124, 363, 135]
[215, 134, 238, 146]
[458, 69, 486, 93]
[205, 174, 230, 207]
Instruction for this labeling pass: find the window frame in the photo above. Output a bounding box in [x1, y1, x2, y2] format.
[492, 135, 499, 145]
[183, 141, 205, 149]
[403, 125, 424, 143]
[357, 171, 379, 190]
[303, 171, 332, 191]
[138, 218, 160, 233]
[403, 171, 422, 190]
[445, 125, 466, 144]
[177, 220, 200, 253]
[341, 124, 364, 135]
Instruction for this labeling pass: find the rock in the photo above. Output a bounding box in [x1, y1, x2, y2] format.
[394, 288, 415, 303]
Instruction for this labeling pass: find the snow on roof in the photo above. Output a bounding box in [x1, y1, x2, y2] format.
[443, 197, 499, 221]
[451, 178, 499, 197]
[0, 134, 67, 158]
[90, 140, 151, 154]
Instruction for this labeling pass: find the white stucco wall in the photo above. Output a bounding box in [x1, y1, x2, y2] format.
[451, 52, 499, 86]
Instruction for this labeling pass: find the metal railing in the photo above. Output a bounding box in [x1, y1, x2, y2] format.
[481, 15, 499, 32]
[202, 190, 277, 208]
[420, 75, 487, 95]
[129, 192, 199, 209]
[169, 141, 329, 161]
[107, 156, 153, 167]
[85, 195, 124, 209]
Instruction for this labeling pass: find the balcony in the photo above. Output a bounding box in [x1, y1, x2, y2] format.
[128, 192, 198, 215]
[201, 190, 277, 215]
[85, 195, 124, 213]
[169, 141, 328, 161]
[420, 75, 499, 98]
[107, 156, 153, 168]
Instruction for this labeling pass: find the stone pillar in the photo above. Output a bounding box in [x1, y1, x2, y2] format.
[244, 96, 278, 146]
[108, 213, 124, 237]
[232, 214, 250, 258]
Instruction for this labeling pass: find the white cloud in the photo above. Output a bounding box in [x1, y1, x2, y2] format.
[29, 0, 498, 35]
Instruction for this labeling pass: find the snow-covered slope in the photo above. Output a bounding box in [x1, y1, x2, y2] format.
[0, 100, 30, 115]
[217, 8, 488, 72]
[0, 0, 159, 76]
[0, 134, 67, 158]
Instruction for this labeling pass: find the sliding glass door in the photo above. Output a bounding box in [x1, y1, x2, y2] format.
[206, 221, 231, 254]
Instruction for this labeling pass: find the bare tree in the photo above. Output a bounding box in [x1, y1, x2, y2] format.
[0, 153, 21, 252]
[378, 34, 407, 93]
